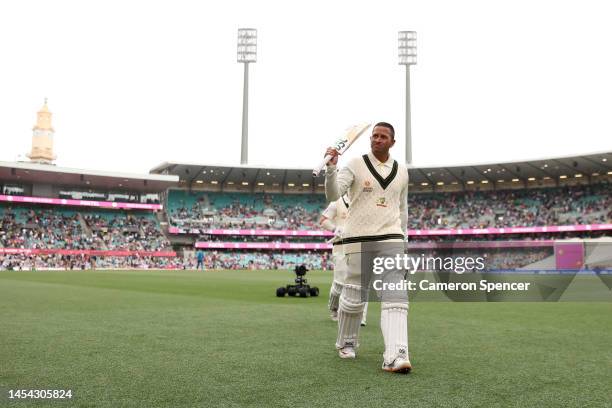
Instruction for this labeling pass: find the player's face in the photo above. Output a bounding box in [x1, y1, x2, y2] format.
[370, 126, 395, 155]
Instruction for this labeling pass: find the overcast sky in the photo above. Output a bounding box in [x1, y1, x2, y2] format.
[1, 0, 611, 174]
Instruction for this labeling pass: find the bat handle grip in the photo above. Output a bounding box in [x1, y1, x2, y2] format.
[312, 154, 333, 177]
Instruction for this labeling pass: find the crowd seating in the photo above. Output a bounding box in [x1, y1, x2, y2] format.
[168, 183, 611, 231]
[192, 250, 331, 270]
[408, 184, 611, 229]
[0, 246, 560, 272]
[160, 247, 551, 271]
[84, 211, 169, 251]
[1, 182, 610, 271]
[0, 206, 92, 249]
[0, 205, 170, 251]
[168, 191, 325, 230]
[0, 251, 329, 271]
[406, 247, 554, 270]
[0, 254, 182, 270]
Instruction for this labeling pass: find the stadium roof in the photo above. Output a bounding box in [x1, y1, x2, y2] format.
[0, 161, 178, 192]
[413, 151, 612, 186]
[150, 161, 322, 188]
[150, 151, 611, 188]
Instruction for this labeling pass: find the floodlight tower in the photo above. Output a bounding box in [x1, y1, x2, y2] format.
[398, 31, 416, 165]
[237, 28, 257, 165]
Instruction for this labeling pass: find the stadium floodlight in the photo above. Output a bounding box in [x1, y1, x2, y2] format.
[398, 31, 416, 165]
[237, 28, 257, 63]
[237, 28, 257, 165]
[398, 31, 417, 65]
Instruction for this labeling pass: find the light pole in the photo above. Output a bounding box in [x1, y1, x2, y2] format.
[237, 28, 257, 165]
[398, 31, 416, 165]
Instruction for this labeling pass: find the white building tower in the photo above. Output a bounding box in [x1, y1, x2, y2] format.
[27, 98, 57, 164]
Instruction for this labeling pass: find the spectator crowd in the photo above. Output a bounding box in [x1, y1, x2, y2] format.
[0, 253, 183, 271]
[168, 184, 611, 231]
[408, 184, 611, 229]
[188, 250, 331, 271]
[1, 182, 609, 271]
[1, 206, 170, 252]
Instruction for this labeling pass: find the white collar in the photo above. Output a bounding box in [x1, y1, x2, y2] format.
[368, 151, 394, 168]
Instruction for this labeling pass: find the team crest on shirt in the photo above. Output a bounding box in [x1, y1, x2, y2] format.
[376, 197, 387, 207]
[363, 180, 373, 193]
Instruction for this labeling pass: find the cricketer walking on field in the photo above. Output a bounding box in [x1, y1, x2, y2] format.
[324, 122, 411, 373]
[319, 195, 368, 326]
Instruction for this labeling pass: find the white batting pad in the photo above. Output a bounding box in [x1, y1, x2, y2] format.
[328, 280, 344, 312]
[381, 302, 409, 364]
[361, 302, 369, 325]
[336, 284, 365, 349]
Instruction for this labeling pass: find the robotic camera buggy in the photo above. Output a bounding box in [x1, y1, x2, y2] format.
[276, 265, 319, 297]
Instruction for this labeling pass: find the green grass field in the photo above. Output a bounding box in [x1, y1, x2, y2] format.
[1, 269, 611, 408]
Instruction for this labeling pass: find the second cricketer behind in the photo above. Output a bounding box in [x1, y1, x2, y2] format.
[319, 195, 368, 326]
[324, 122, 411, 373]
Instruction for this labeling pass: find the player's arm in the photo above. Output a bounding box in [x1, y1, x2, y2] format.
[320, 202, 337, 231]
[320, 215, 336, 231]
[324, 149, 354, 202]
[400, 175, 408, 238]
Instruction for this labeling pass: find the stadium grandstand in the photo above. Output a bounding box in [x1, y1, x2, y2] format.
[0, 160, 180, 270]
[1, 151, 610, 271]
[148, 152, 611, 270]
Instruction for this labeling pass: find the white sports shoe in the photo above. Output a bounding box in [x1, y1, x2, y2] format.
[382, 358, 412, 374]
[330, 311, 338, 321]
[338, 346, 356, 359]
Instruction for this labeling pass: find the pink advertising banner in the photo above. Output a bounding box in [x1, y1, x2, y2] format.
[554, 242, 585, 270]
[0, 194, 162, 210]
[407, 223, 612, 236]
[171, 223, 612, 237]
[195, 242, 332, 250]
[169, 227, 333, 236]
[0, 248, 176, 257]
[407, 240, 555, 249]
[194, 240, 555, 250]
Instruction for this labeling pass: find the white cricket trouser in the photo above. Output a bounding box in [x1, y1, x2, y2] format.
[336, 245, 409, 364]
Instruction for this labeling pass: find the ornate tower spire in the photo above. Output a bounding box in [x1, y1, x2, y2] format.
[27, 98, 57, 164]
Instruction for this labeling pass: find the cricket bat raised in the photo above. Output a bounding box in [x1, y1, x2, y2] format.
[312, 123, 371, 177]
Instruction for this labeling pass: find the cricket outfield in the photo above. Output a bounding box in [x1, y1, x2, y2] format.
[1, 269, 610, 407]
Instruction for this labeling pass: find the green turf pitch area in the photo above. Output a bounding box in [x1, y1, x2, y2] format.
[1, 270, 611, 408]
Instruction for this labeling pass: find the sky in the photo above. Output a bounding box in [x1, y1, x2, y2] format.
[0, 0, 611, 175]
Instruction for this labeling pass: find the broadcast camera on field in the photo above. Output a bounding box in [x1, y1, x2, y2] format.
[276, 265, 319, 298]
